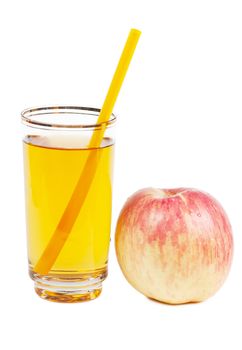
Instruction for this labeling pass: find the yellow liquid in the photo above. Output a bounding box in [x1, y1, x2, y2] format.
[23, 135, 114, 276]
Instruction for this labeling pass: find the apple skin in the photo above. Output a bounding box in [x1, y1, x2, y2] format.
[115, 188, 233, 304]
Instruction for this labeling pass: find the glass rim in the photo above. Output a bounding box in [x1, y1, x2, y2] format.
[21, 105, 117, 129]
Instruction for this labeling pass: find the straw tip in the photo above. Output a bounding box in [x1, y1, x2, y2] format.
[130, 28, 142, 37]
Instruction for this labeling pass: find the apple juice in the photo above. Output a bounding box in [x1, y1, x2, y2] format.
[23, 135, 114, 278]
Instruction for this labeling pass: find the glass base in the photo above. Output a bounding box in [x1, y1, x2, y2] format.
[29, 267, 107, 303]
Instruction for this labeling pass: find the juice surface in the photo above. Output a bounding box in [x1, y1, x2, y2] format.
[23, 135, 114, 275]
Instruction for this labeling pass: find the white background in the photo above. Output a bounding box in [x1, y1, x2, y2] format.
[0, 0, 241, 349]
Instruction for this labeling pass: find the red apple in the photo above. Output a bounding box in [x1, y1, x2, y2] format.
[115, 188, 233, 304]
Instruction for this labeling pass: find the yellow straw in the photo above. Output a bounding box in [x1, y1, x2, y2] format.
[34, 28, 141, 275]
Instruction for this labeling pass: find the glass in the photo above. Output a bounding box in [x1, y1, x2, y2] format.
[22, 106, 116, 302]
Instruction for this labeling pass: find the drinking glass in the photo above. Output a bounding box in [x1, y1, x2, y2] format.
[22, 106, 116, 302]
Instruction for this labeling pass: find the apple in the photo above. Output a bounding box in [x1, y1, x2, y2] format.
[115, 188, 233, 304]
